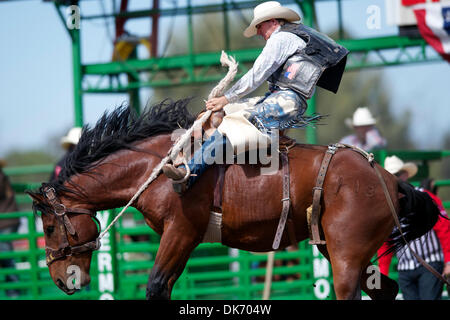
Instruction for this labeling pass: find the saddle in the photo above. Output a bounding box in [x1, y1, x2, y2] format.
[188, 110, 317, 247]
[207, 143, 360, 248]
[204, 140, 298, 249]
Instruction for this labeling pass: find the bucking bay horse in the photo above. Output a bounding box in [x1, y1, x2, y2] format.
[27, 98, 441, 300]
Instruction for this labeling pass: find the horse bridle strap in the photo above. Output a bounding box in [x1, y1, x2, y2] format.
[45, 239, 101, 266]
[43, 187, 100, 266]
[308, 145, 339, 245]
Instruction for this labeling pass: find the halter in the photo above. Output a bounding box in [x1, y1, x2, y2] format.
[43, 187, 101, 266]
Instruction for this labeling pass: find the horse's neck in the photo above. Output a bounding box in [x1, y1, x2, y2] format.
[66, 134, 171, 211]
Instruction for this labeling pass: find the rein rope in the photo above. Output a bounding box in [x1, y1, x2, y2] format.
[98, 51, 238, 239]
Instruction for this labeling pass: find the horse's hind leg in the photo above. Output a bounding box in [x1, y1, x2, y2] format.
[317, 245, 398, 300]
[316, 245, 362, 299]
[328, 253, 364, 299]
[146, 219, 201, 300]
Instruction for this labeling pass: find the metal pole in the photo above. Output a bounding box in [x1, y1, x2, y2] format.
[28, 214, 40, 298]
[298, 0, 317, 144]
[187, 0, 195, 80]
[337, 0, 344, 39]
[54, 3, 83, 127]
[223, 0, 230, 51]
[70, 26, 84, 127]
[127, 49, 141, 114]
[150, 0, 160, 57]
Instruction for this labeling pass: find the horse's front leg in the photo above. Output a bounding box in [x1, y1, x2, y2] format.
[146, 218, 202, 300]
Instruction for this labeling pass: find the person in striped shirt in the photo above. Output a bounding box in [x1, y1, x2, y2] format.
[378, 157, 450, 300]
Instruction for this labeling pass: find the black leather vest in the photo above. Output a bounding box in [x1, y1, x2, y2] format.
[268, 23, 349, 99]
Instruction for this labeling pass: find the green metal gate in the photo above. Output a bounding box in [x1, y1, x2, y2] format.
[0, 206, 334, 300]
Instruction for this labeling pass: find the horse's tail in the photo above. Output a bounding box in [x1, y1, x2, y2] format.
[384, 180, 441, 256]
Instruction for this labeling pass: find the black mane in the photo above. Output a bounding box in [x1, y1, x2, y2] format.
[53, 97, 196, 190]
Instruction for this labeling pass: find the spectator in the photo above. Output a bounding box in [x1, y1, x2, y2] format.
[339, 107, 387, 151]
[378, 157, 450, 300]
[50, 127, 82, 181]
[0, 161, 20, 297]
[383, 155, 417, 182]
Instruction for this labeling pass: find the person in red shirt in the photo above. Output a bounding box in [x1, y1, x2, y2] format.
[378, 172, 450, 300]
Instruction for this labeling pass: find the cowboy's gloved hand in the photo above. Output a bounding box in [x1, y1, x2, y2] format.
[206, 96, 229, 112]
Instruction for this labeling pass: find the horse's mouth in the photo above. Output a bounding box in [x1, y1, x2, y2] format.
[56, 278, 78, 295]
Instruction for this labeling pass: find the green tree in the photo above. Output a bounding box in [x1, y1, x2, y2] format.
[5, 150, 56, 167]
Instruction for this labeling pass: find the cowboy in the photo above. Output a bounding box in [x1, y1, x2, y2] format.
[50, 127, 82, 181]
[163, 1, 349, 192]
[339, 107, 387, 151]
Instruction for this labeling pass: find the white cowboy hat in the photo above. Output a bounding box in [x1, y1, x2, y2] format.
[60, 127, 82, 150]
[384, 155, 418, 178]
[345, 107, 377, 127]
[243, 1, 301, 38]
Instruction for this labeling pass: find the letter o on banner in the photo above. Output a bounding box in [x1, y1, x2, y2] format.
[314, 278, 330, 299]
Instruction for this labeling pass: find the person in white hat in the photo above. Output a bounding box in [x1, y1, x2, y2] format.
[60, 127, 82, 151]
[50, 127, 82, 181]
[383, 155, 418, 182]
[339, 107, 386, 151]
[163, 1, 349, 192]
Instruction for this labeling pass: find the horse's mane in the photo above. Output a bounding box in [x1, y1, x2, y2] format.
[51, 97, 196, 192]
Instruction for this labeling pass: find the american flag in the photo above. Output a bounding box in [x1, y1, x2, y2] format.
[403, 0, 450, 62]
[284, 63, 300, 80]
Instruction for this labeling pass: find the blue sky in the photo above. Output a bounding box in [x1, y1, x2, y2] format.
[0, 0, 449, 158]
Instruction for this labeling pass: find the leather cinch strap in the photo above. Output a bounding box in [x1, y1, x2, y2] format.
[309, 145, 338, 245]
[272, 150, 296, 250]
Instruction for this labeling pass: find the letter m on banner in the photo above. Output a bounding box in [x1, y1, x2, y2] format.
[402, 0, 450, 62]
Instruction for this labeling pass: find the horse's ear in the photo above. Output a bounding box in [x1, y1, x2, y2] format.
[25, 190, 44, 203]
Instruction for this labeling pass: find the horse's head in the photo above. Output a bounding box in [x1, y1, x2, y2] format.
[27, 185, 100, 295]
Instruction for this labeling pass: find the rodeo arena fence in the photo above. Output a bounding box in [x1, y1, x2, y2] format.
[1, 150, 449, 300]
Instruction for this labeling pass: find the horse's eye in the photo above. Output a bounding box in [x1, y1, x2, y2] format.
[46, 226, 55, 235]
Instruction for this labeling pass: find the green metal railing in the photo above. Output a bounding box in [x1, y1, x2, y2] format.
[113, 208, 334, 300]
[0, 207, 333, 300]
[0, 211, 100, 300]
